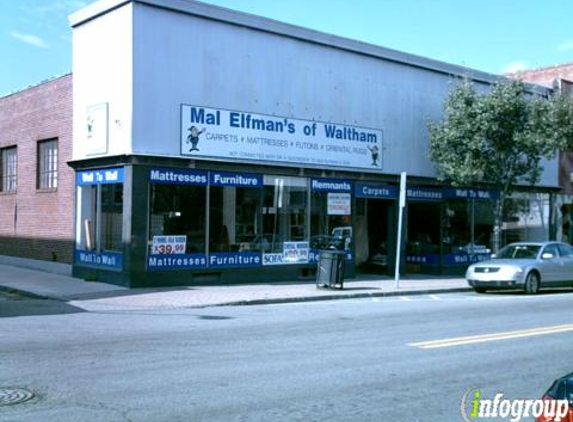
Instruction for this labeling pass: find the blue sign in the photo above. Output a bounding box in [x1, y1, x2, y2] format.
[77, 168, 124, 186]
[311, 178, 353, 192]
[355, 183, 397, 199]
[147, 254, 207, 271]
[208, 252, 262, 268]
[149, 168, 208, 185]
[407, 188, 443, 201]
[444, 252, 492, 265]
[209, 172, 262, 187]
[406, 254, 440, 265]
[75, 250, 123, 270]
[308, 250, 353, 263]
[443, 188, 499, 200]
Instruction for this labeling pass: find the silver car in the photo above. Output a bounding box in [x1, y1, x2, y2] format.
[466, 242, 573, 294]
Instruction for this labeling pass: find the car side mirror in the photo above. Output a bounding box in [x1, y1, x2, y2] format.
[542, 253, 554, 260]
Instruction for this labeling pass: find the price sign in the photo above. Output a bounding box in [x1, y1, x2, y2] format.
[152, 236, 187, 255]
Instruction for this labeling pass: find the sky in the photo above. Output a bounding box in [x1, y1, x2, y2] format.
[1, 0, 573, 97]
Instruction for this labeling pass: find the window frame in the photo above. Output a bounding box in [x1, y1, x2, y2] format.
[0, 146, 17, 193]
[37, 139, 58, 190]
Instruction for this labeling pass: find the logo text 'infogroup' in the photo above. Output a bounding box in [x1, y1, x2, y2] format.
[461, 387, 569, 422]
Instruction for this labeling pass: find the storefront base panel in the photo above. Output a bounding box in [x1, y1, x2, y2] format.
[404, 264, 441, 276]
[439, 265, 468, 277]
[73, 266, 132, 288]
[73, 263, 356, 288]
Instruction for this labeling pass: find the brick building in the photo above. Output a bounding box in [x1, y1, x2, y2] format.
[0, 74, 74, 265]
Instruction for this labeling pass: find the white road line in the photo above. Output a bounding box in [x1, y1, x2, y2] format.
[429, 294, 442, 301]
[399, 296, 412, 301]
[410, 323, 573, 349]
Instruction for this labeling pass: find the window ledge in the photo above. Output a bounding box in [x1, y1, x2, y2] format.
[36, 188, 58, 193]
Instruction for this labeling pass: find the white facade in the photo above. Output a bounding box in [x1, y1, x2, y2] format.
[70, 0, 559, 186]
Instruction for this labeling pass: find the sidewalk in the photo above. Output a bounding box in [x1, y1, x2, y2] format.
[0, 263, 471, 312]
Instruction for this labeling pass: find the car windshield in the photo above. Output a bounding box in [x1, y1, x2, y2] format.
[496, 244, 541, 260]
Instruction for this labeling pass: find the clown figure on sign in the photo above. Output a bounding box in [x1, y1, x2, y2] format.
[187, 126, 206, 151]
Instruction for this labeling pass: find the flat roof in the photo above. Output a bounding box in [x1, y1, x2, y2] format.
[69, 0, 550, 94]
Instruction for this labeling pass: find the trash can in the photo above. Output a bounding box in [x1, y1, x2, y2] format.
[316, 249, 345, 289]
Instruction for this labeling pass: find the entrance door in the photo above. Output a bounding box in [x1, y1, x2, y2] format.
[355, 198, 392, 274]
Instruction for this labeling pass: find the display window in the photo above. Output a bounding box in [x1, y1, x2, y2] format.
[442, 199, 494, 265]
[147, 168, 208, 270]
[208, 172, 263, 268]
[502, 193, 550, 244]
[310, 178, 353, 262]
[261, 175, 309, 265]
[405, 188, 442, 268]
[75, 168, 124, 270]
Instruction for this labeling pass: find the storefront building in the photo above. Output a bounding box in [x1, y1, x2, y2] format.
[68, 0, 558, 287]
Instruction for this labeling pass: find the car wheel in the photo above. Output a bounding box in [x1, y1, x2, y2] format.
[473, 287, 487, 294]
[524, 272, 540, 295]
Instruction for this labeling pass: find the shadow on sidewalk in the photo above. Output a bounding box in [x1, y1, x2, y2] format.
[0, 296, 86, 318]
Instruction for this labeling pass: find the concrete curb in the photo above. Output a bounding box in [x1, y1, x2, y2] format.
[193, 287, 474, 308]
[0, 285, 52, 301]
[0, 282, 473, 309]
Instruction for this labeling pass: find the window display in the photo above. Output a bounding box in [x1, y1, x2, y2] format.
[75, 168, 124, 270]
[261, 175, 309, 265]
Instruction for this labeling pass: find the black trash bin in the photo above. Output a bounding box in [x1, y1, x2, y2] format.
[316, 249, 345, 289]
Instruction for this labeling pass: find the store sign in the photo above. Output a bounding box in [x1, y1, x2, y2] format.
[181, 105, 384, 171]
[75, 250, 123, 270]
[406, 188, 443, 201]
[77, 167, 124, 186]
[209, 171, 262, 187]
[147, 254, 207, 271]
[262, 253, 287, 266]
[406, 254, 440, 265]
[308, 250, 353, 263]
[327, 193, 351, 215]
[149, 168, 208, 185]
[355, 183, 397, 199]
[283, 242, 310, 263]
[209, 252, 262, 268]
[444, 252, 492, 265]
[311, 178, 352, 192]
[443, 188, 499, 200]
[151, 236, 186, 254]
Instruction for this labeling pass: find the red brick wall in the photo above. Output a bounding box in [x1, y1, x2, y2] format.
[509, 63, 573, 88]
[0, 74, 74, 263]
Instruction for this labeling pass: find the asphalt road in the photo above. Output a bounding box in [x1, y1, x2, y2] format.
[1, 290, 572, 421]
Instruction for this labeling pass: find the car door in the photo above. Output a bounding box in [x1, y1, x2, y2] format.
[557, 243, 573, 285]
[539, 244, 561, 284]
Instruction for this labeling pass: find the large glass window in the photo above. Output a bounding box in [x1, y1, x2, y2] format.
[77, 172, 124, 253]
[502, 193, 550, 244]
[261, 176, 308, 254]
[0, 146, 17, 193]
[443, 199, 493, 254]
[311, 189, 352, 251]
[150, 184, 207, 253]
[209, 183, 261, 253]
[406, 202, 440, 255]
[37, 139, 58, 189]
[75, 168, 124, 271]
